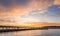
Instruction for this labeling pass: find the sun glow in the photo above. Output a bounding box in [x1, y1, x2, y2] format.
[15, 17, 40, 24]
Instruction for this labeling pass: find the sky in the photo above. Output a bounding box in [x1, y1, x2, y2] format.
[0, 0, 60, 24]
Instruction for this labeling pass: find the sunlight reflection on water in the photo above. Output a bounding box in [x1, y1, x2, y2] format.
[0, 29, 60, 36]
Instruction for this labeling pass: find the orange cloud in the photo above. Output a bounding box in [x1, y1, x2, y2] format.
[54, 0, 60, 5]
[0, 0, 53, 15]
[0, 0, 58, 23]
[11, 0, 53, 15]
[1, 0, 60, 16]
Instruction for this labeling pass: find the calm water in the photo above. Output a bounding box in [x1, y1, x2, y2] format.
[0, 29, 60, 36]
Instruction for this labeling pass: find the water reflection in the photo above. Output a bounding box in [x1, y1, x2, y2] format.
[0, 29, 60, 36]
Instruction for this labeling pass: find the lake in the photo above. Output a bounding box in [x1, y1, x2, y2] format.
[0, 29, 60, 36]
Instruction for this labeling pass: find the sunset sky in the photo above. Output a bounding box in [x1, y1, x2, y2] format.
[0, 0, 60, 24]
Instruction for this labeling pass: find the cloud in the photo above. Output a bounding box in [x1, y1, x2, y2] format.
[0, 0, 60, 23]
[0, 0, 12, 7]
[0, 0, 54, 12]
[54, 0, 60, 5]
